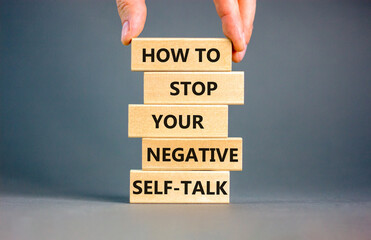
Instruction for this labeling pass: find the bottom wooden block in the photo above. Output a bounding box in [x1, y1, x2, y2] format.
[130, 170, 230, 203]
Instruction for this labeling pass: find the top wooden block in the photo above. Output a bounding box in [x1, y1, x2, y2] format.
[131, 38, 232, 71]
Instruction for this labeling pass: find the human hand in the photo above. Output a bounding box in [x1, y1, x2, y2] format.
[213, 0, 256, 62]
[116, 0, 256, 63]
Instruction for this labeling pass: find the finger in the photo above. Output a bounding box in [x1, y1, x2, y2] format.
[238, 0, 256, 46]
[116, 0, 147, 45]
[213, 0, 245, 52]
[232, 0, 256, 62]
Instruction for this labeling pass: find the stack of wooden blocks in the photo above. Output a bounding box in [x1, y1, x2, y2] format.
[128, 38, 244, 203]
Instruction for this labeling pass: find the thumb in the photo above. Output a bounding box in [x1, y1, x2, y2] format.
[116, 0, 147, 45]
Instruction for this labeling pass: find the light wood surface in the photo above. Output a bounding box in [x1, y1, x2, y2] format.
[128, 105, 228, 138]
[142, 138, 242, 171]
[131, 38, 232, 71]
[143, 72, 244, 105]
[130, 170, 230, 203]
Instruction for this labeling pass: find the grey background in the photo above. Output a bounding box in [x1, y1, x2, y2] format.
[1, 1, 371, 239]
[1, 0, 371, 200]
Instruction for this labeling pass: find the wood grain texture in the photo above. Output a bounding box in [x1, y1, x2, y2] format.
[142, 138, 242, 171]
[130, 170, 230, 203]
[131, 38, 232, 71]
[128, 105, 228, 138]
[143, 72, 244, 105]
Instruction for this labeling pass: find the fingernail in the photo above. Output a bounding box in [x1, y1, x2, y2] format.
[239, 29, 246, 51]
[237, 46, 247, 61]
[121, 21, 129, 43]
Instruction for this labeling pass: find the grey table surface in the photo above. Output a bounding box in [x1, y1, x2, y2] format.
[1, 192, 370, 240]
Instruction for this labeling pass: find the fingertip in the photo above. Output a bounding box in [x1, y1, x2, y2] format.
[121, 38, 131, 46]
[232, 53, 242, 63]
[121, 36, 132, 46]
[232, 36, 245, 53]
[121, 21, 131, 45]
[232, 47, 247, 63]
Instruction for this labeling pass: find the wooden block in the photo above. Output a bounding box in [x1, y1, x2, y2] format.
[131, 38, 232, 71]
[142, 138, 242, 171]
[130, 170, 230, 203]
[128, 105, 228, 138]
[143, 72, 244, 105]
